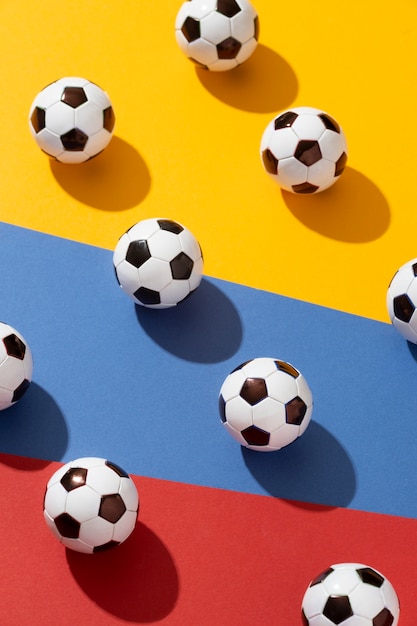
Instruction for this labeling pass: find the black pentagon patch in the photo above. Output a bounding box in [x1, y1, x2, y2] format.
[158, 219, 184, 235]
[3, 334, 26, 359]
[319, 113, 340, 133]
[274, 360, 299, 378]
[61, 128, 89, 151]
[393, 293, 414, 322]
[103, 106, 115, 132]
[292, 182, 319, 194]
[254, 15, 260, 40]
[134, 286, 161, 306]
[217, 0, 241, 18]
[61, 86, 88, 108]
[262, 149, 278, 175]
[335, 152, 347, 177]
[55, 512, 81, 539]
[218, 395, 227, 422]
[217, 37, 241, 59]
[323, 595, 353, 624]
[105, 460, 129, 478]
[241, 425, 270, 446]
[295, 140, 322, 166]
[274, 111, 298, 130]
[240, 378, 267, 405]
[285, 396, 307, 425]
[126, 240, 151, 268]
[31, 107, 46, 133]
[99, 493, 126, 523]
[171, 252, 193, 280]
[12, 379, 31, 403]
[182, 16, 200, 42]
[310, 567, 334, 586]
[373, 608, 394, 626]
[93, 540, 120, 553]
[61, 467, 88, 492]
[357, 567, 384, 588]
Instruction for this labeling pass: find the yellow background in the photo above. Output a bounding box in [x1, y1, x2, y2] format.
[1, 0, 416, 322]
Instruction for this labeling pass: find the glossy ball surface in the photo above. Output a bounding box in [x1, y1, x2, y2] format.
[301, 562, 400, 625]
[113, 218, 204, 309]
[260, 107, 347, 194]
[175, 0, 259, 71]
[29, 77, 115, 163]
[218, 357, 313, 451]
[387, 257, 417, 343]
[0, 321, 33, 410]
[44, 457, 139, 553]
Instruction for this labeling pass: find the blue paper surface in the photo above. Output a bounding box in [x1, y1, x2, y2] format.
[0, 222, 415, 518]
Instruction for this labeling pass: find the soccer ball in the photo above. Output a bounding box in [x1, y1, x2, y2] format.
[43, 457, 139, 553]
[260, 107, 348, 194]
[218, 357, 313, 451]
[29, 77, 115, 163]
[386, 257, 417, 343]
[113, 218, 204, 308]
[175, 0, 259, 71]
[0, 322, 33, 410]
[301, 562, 400, 625]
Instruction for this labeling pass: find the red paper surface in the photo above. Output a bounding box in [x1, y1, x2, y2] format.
[0, 453, 414, 625]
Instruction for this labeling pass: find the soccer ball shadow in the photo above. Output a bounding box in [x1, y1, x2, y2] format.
[282, 166, 391, 243]
[0, 382, 68, 470]
[241, 420, 357, 509]
[196, 44, 298, 113]
[407, 341, 417, 361]
[66, 521, 179, 623]
[49, 135, 151, 211]
[135, 277, 243, 363]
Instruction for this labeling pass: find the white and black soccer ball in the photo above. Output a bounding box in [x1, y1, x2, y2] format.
[29, 77, 115, 163]
[0, 322, 33, 410]
[301, 562, 400, 625]
[260, 107, 348, 194]
[218, 357, 313, 451]
[175, 0, 259, 71]
[43, 457, 139, 554]
[386, 257, 417, 343]
[113, 218, 204, 309]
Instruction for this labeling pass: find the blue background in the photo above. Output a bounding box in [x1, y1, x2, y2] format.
[0, 222, 415, 518]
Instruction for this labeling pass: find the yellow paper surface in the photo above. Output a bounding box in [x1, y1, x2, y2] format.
[1, 0, 416, 322]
